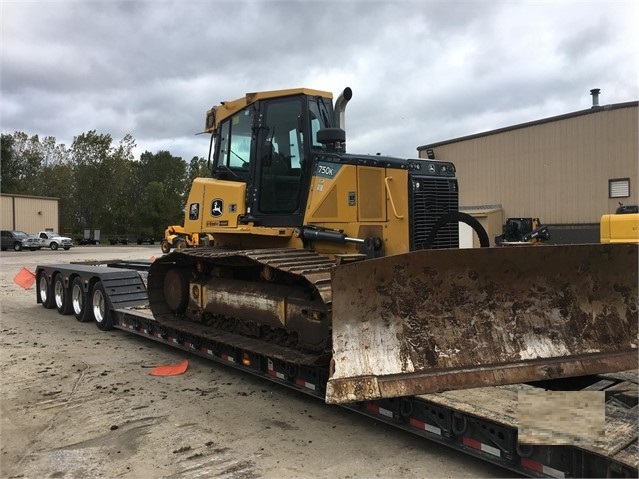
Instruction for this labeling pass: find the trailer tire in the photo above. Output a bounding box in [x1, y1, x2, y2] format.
[160, 239, 171, 254]
[92, 281, 113, 331]
[50, 242, 59, 251]
[38, 272, 55, 309]
[53, 275, 72, 315]
[71, 277, 92, 322]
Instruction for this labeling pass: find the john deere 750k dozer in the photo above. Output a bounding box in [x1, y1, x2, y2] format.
[148, 87, 638, 404]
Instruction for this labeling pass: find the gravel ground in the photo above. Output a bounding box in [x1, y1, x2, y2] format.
[0, 246, 517, 478]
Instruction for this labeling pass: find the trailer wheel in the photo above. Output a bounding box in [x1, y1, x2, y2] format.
[160, 239, 171, 254]
[54, 275, 72, 315]
[92, 281, 113, 331]
[38, 272, 55, 309]
[71, 277, 92, 322]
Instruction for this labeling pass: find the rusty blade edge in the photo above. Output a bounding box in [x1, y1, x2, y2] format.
[325, 349, 638, 404]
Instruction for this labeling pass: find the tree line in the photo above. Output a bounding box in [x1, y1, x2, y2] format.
[0, 130, 210, 240]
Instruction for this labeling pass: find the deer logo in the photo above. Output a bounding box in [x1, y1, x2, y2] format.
[211, 199, 224, 217]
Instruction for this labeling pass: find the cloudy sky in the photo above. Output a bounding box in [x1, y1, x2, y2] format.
[2, 1, 637, 163]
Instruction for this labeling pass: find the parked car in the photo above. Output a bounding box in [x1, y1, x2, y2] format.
[75, 237, 100, 245]
[1, 230, 29, 251]
[137, 235, 155, 245]
[37, 231, 73, 250]
[108, 236, 129, 245]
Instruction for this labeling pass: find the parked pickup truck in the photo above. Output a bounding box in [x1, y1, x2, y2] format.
[37, 231, 73, 250]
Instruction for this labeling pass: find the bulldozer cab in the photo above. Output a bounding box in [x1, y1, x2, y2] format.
[208, 89, 335, 228]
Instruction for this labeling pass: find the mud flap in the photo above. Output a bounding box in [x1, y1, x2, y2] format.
[326, 244, 638, 404]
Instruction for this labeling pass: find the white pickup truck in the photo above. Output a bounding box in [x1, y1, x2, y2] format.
[37, 231, 73, 250]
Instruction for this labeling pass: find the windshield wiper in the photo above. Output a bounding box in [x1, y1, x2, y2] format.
[316, 96, 332, 128]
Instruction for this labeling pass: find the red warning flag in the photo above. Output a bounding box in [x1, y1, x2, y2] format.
[149, 359, 188, 376]
[14, 268, 36, 289]
[149, 256, 156, 262]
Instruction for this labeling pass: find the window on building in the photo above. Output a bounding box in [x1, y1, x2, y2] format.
[609, 178, 630, 198]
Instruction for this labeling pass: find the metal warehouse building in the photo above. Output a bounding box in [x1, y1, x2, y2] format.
[418, 92, 638, 244]
[1, 194, 60, 234]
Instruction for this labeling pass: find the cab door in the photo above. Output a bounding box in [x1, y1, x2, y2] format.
[252, 96, 311, 227]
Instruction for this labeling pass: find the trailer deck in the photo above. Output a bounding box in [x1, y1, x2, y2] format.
[35, 261, 639, 478]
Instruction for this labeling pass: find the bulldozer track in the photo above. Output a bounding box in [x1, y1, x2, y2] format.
[147, 248, 337, 356]
[175, 247, 335, 303]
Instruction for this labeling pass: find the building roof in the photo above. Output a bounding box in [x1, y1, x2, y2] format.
[417, 101, 639, 151]
[460, 204, 503, 215]
[1, 193, 60, 201]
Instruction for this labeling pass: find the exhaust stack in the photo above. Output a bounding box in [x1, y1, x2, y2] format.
[334, 87, 353, 130]
[590, 88, 601, 108]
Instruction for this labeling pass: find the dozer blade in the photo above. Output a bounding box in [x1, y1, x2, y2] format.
[326, 244, 638, 404]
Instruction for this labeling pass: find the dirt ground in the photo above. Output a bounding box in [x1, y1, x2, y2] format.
[0, 246, 517, 479]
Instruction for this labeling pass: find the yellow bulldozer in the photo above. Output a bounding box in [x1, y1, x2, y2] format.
[148, 87, 637, 404]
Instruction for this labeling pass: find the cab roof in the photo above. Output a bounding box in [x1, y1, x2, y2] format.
[205, 88, 333, 132]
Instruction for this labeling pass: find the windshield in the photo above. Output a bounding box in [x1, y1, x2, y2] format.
[14, 231, 28, 238]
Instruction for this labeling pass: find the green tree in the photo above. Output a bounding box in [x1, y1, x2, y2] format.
[40, 162, 74, 232]
[0, 132, 44, 194]
[136, 151, 188, 238]
[100, 134, 136, 234]
[187, 156, 210, 190]
[70, 131, 136, 235]
[0, 133, 19, 192]
[2, 130, 201, 239]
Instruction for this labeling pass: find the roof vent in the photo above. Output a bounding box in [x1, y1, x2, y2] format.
[590, 88, 601, 108]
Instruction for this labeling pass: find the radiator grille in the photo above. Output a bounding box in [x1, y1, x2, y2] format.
[409, 176, 459, 250]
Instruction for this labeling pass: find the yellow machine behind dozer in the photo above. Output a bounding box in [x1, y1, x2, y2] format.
[161, 225, 211, 253]
[148, 87, 638, 404]
[494, 217, 550, 246]
[600, 203, 639, 244]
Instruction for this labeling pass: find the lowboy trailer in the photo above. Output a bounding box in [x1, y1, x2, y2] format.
[35, 260, 638, 478]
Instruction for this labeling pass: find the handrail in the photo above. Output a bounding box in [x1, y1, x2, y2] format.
[384, 177, 404, 219]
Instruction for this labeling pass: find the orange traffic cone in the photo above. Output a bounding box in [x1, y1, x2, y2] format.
[149, 359, 188, 376]
[14, 268, 36, 289]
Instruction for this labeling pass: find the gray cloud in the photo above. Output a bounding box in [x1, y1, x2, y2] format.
[1, 1, 636, 162]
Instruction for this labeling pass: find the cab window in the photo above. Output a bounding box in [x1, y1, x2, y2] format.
[218, 110, 252, 170]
